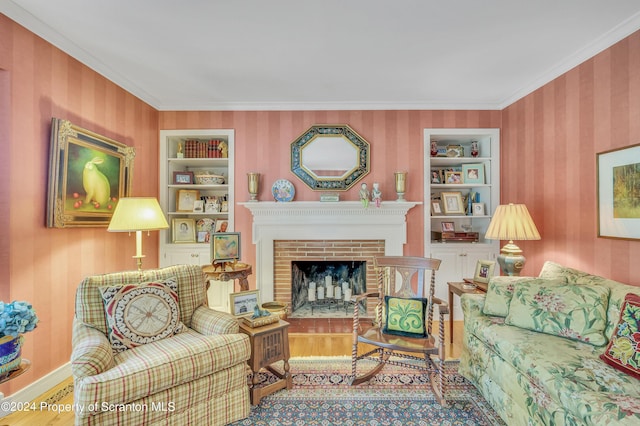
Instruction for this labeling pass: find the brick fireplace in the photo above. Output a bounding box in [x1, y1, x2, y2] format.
[240, 201, 421, 303]
[274, 239, 384, 315]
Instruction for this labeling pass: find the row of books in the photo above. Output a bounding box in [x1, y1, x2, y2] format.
[183, 139, 226, 158]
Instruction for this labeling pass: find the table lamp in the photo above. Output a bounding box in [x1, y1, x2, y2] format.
[108, 197, 169, 271]
[485, 203, 540, 276]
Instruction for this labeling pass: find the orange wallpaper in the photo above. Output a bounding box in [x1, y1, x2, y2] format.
[501, 31, 640, 283]
[0, 15, 160, 394]
[159, 110, 501, 277]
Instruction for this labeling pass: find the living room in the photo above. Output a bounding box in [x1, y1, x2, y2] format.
[2, 2, 640, 424]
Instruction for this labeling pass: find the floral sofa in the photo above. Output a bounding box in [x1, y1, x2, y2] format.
[459, 261, 640, 426]
[72, 264, 251, 426]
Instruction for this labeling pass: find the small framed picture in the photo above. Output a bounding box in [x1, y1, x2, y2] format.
[472, 203, 485, 216]
[430, 169, 442, 184]
[221, 200, 229, 212]
[441, 221, 455, 232]
[215, 219, 229, 232]
[230, 290, 260, 318]
[172, 218, 196, 243]
[211, 232, 241, 262]
[474, 260, 496, 284]
[446, 145, 464, 157]
[445, 171, 463, 184]
[462, 164, 485, 184]
[173, 171, 194, 185]
[431, 200, 442, 215]
[441, 191, 465, 215]
[176, 189, 200, 212]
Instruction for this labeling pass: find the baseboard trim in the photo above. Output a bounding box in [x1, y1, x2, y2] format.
[0, 362, 71, 417]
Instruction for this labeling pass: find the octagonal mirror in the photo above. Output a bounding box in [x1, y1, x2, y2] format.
[291, 124, 370, 191]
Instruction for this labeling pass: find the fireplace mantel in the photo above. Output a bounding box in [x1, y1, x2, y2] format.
[240, 201, 421, 302]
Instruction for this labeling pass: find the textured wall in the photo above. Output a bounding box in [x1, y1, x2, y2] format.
[501, 31, 640, 283]
[0, 15, 159, 394]
[159, 110, 502, 276]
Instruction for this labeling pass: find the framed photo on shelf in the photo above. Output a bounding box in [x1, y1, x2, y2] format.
[230, 290, 260, 318]
[441, 191, 465, 215]
[172, 218, 196, 243]
[173, 171, 194, 184]
[446, 145, 464, 157]
[597, 143, 640, 240]
[473, 260, 495, 284]
[472, 203, 485, 216]
[215, 219, 229, 232]
[431, 200, 442, 215]
[211, 232, 241, 262]
[430, 169, 442, 184]
[462, 164, 485, 184]
[176, 189, 200, 212]
[444, 171, 463, 184]
[441, 221, 455, 232]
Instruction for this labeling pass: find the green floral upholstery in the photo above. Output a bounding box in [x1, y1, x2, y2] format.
[483, 276, 567, 317]
[460, 261, 640, 426]
[505, 282, 610, 346]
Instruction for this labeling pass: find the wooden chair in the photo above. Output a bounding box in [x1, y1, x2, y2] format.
[349, 256, 448, 405]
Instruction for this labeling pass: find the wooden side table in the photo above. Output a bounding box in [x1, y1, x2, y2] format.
[202, 263, 252, 292]
[239, 319, 292, 405]
[448, 281, 487, 343]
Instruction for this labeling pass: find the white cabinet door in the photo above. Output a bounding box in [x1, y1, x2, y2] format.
[430, 246, 496, 319]
[161, 246, 210, 267]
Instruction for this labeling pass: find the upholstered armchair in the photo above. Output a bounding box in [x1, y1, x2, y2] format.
[71, 264, 251, 426]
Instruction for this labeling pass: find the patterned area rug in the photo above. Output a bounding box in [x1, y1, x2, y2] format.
[230, 356, 505, 425]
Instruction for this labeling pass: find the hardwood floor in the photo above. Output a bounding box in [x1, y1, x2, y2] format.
[0, 321, 465, 425]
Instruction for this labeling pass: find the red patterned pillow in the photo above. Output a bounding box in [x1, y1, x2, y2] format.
[600, 293, 640, 379]
[99, 278, 184, 353]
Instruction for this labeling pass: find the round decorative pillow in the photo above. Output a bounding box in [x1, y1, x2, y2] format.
[100, 278, 184, 353]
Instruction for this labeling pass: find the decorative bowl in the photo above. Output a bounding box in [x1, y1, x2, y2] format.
[195, 174, 225, 185]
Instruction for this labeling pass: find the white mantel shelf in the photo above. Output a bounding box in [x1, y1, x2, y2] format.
[239, 201, 421, 302]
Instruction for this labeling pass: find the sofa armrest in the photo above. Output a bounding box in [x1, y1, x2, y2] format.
[190, 305, 240, 335]
[460, 293, 486, 319]
[71, 319, 115, 379]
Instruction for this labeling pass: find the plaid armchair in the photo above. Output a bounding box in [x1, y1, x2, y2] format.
[72, 264, 250, 426]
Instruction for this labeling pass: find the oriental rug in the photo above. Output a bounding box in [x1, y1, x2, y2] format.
[230, 356, 505, 425]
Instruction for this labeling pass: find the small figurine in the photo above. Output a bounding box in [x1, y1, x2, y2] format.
[371, 182, 382, 208]
[359, 183, 370, 208]
[176, 143, 184, 158]
[471, 141, 479, 158]
[218, 141, 228, 158]
[430, 140, 438, 157]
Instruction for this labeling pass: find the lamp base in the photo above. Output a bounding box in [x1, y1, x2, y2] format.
[396, 192, 406, 201]
[497, 253, 526, 276]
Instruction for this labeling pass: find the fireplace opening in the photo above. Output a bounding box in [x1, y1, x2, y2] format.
[290, 260, 367, 318]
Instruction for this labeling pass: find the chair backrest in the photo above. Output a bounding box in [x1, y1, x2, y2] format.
[373, 256, 441, 334]
[75, 264, 208, 334]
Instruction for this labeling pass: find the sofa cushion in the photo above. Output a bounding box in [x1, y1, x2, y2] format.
[100, 278, 185, 353]
[505, 282, 610, 346]
[483, 276, 567, 317]
[600, 293, 640, 379]
[74, 328, 250, 410]
[383, 296, 428, 337]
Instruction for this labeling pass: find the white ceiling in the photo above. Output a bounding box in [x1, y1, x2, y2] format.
[3, 0, 640, 111]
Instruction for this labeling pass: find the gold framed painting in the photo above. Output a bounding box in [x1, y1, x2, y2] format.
[46, 118, 135, 228]
[441, 192, 465, 215]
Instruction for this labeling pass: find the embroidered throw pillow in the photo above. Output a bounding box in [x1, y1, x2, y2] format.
[600, 293, 640, 379]
[383, 296, 428, 338]
[483, 277, 568, 317]
[100, 278, 184, 353]
[505, 282, 610, 346]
